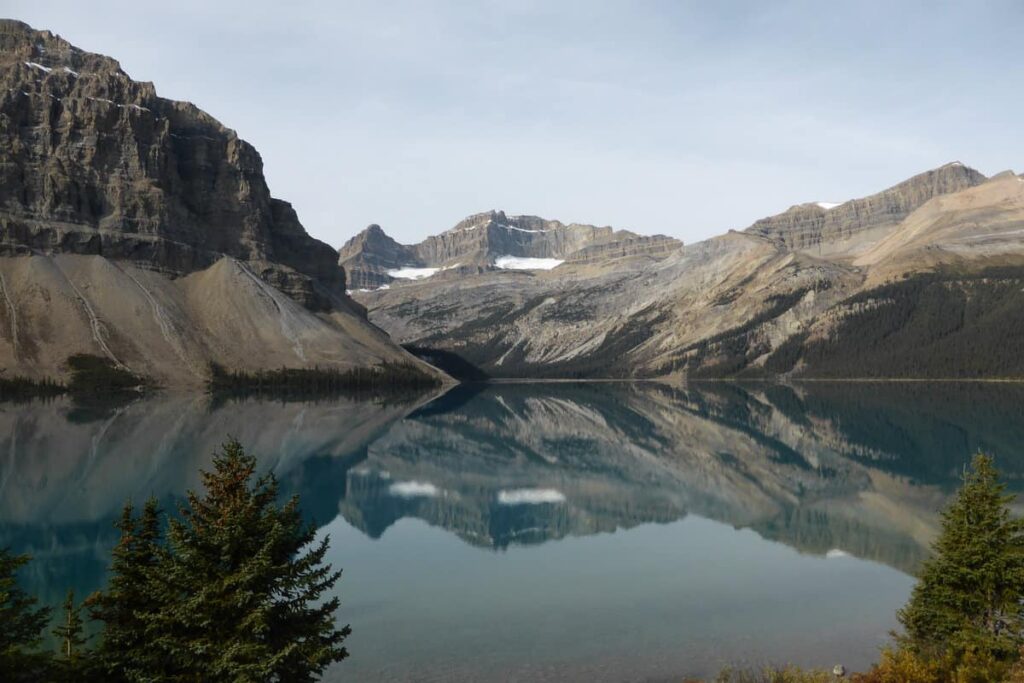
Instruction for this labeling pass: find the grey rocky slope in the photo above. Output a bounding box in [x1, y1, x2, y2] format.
[0, 20, 439, 386]
[354, 162, 1024, 379]
[338, 209, 681, 290]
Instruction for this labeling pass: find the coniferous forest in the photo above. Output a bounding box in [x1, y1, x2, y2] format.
[0, 439, 349, 683]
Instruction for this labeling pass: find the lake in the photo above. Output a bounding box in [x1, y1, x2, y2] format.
[3, 381, 1024, 681]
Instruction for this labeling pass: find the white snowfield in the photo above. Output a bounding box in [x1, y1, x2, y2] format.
[497, 488, 567, 505]
[816, 202, 842, 210]
[494, 256, 564, 270]
[387, 263, 460, 280]
[24, 61, 53, 73]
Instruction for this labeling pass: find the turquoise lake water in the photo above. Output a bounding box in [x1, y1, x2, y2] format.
[3, 381, 1024, 681]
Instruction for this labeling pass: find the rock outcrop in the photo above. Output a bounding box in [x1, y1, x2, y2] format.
[0, 20, 441, 385]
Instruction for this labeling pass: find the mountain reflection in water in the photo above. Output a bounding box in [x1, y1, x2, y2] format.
[2, 381, 1024, 679]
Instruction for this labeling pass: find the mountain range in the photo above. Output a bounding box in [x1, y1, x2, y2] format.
[349, 163, 1024, 379]
[3, 19, 1024, 385]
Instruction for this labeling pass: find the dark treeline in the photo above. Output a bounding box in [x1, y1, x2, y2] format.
[0, 439, 349, 682]
[0, 354, 145, 402]
[207, 360, 441, 398]
[0, 373, 64, 400]
[64, 354, 146, 395]
[772, 267, 1024, 378]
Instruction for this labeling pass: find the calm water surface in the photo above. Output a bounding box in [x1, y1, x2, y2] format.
[3, 382, 1024, 681]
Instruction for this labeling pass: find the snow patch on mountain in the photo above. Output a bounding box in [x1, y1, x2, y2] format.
[387, 263, 460, 280]
[494, 256, 564, 270]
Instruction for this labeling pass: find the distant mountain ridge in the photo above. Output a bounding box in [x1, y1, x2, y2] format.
[746, 162, 987, 257]
[338, 209, 682, 290]
[355, 162, 1024, 380]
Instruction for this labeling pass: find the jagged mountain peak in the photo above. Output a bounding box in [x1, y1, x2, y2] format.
[338, 212, 682, 290]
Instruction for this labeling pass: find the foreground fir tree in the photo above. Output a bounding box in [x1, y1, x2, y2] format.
[87, 498, 165, 681]
[52, 589, 96, 681]
[898, 453, 1024, 660]
[149, 438, 350, 681]
[0, 548, 51, 681]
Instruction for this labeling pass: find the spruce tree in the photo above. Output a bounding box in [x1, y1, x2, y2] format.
[149, 438, 350, 681]
[52, 588, 92, 680]
[898, 453, 1024, 659]
[0, 548, 51, 681]
[87, 498, 165, 681]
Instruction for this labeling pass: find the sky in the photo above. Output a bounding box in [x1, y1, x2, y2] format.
[7, 1, 1024, 247]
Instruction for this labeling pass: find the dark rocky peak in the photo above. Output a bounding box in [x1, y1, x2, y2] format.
[1, 19, 123, 76]
[0, 20, 346, 310]
[338, 224, 422, 289]
[745, 162, 988, 253]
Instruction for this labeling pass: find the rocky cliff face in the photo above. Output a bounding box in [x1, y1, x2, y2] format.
[0, 20, 440, 385]
[338, 209, 682, 290]
[0, 19, 345, 311]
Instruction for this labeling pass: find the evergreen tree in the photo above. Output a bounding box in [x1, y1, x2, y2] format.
[149, 438, 350, 681]
[87, 498, 165, 681]
[51, 588, 93, 680]
[0, 548, 51, 681]
[898, 453, 1024, 659]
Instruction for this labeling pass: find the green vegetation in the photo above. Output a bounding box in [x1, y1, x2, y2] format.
[692, 452, 1024, 683]
[2, 439, 349, 681]
[692, 666, 833, 682]
[847, 453, 1024, 682]
[0, 372, 63, 400]
[208, 360, 441, 397]
[0, 353, 147, 403]
[0, 550, 52, 681]
[770, 267, 1024, 378]
[65, 354, 147, 395]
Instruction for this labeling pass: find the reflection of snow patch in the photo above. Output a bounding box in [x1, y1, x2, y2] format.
[494, 256, 564, 270]
[497, 488, 566, 505]
[816, 202, 842, 210]
[389, 481, 439, 498]
[825, 548, 850, 559]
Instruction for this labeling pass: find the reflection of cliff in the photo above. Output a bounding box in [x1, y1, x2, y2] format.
[0, 393, 430, 605]
[338, 382, 1024, 574]
[2, 381, 1024, 603]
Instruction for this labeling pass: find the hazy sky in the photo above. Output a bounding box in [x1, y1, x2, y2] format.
[8, 1, 1023, 247]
